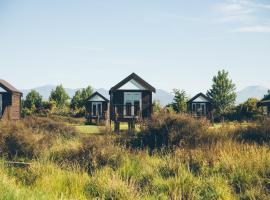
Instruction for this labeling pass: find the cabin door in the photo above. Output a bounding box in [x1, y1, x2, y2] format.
[0, 94, 2, 117]
[92, 102, 102, 117]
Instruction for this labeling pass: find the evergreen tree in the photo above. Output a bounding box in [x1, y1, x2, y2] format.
[49, 85, 69, 109]
[24, 90, 43, 112]
[171, 89, 188, 113]
[207, 70, 236, 119]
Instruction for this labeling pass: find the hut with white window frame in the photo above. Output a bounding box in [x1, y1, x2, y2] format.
[187, 93, 212, 119]
[109, 73, 156, 132]
[85, 92, 109, 124]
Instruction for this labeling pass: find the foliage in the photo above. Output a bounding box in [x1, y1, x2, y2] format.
[1, 116, 270, 199]
[171, 89, 188, 113]
[234, 98, 263, 120]
[152, 100, 162, 113]
[127, 112, 210, 150]
[70, 86, 93, 115]
[23, 90, 43, 111]
[49, 85, 69, 109]
[207, 70, 237, 120]
[264, 90, 270, 99]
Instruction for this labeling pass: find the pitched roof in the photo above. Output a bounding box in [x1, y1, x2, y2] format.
[0, 79, 22, 94]
[187, 93, 212, 103]
[86, 91, 109, 102]
[109, 73, 156, 94]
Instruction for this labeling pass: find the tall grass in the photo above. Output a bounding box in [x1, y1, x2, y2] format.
[0, 114, 270, 199]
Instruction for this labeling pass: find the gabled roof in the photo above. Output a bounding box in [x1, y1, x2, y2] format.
[0, 79, 22, 95]
[109, 73, 156, 94]
[86, 92, 109, 102]
[187, 93, 212, 103]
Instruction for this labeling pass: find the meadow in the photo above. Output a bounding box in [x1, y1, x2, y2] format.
[0, 113, 270, 200]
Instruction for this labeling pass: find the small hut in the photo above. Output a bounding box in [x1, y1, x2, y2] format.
[187, 93, 212, 118]
[257, 95, 270, 116]
[0, 79, 22, 120]
[109, 73, 156, 131]
[85, 92, 109, 124]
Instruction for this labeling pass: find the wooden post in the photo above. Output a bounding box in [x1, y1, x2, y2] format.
[114, 121, 120, 133]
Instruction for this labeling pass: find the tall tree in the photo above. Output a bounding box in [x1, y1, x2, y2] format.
[49, 85, 69, 109]
[264, 90, 270, 99]
[207, 70, 236, 119]
[24, 90, 43, 111]
[70, 90, 82, 111]
[70, 86, 93, 112]
[236, 98, 262, 120]
[171, 89, 188, 113]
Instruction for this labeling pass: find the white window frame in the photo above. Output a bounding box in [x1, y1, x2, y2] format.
[124, 92, 142, 117]
[92, 102, 102, 117]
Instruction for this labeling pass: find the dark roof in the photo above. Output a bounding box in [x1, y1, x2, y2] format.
[187, 93, 212, 104]
[0, 79, 22, 94]
[86, 92, 109, 102]
[109, 73, 156, 94]
[258, 94, 270, 106]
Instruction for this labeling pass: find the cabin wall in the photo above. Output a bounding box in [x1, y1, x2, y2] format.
[85, 101, 108, 119]
[0, 92, 21, 120]
[110, 90, 153, 121]
[187, 101, 212, 118]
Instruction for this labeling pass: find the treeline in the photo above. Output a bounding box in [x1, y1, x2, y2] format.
[155, 69, 270, 122]
[22, 85, 94, 117]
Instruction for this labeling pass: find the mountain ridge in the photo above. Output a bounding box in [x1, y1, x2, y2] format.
[21, 86, 174, 106]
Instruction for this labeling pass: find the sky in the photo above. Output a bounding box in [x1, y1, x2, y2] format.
[0, 0, 270, 95]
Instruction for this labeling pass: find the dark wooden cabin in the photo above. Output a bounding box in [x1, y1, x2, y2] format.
[109, 73, 156, 131]
[187, 93, 212, 119]
[0, 79, 22, 120]
[257, 95, 270, 116]
[85, 92, 109, 124]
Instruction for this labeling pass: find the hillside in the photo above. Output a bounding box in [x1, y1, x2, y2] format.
[21, 86, 174, 106]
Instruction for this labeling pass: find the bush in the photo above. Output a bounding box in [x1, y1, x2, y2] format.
[234, 118, 270, 144]
[49, 135, 124, 173]
[128, 112, 210, 150]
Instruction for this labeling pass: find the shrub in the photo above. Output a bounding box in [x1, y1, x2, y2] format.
[234, 118, 270, 144]
[49, 135, 124, 173]
[129, 112, 210, 150]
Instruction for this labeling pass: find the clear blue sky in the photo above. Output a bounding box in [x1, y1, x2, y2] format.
[0, 0, 269, 95]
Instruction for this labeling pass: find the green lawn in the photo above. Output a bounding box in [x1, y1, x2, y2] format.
[70, 124, 101, 134]
[70, 122, 140, 134]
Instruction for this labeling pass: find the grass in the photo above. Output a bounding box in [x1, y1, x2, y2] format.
[1, 114, 270, 199]
[73, 125, 101, 134]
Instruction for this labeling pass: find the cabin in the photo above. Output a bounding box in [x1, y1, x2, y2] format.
[85, 92, 109, 124]
[109, 73, 156, 131]
[257, 95, 270, 116]
[187, 93, 212, 118]
[0, 79, 22, 120]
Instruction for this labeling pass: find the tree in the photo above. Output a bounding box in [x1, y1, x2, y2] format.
[235, 98, 262, 120]
[70, 86, 93, 113]
[264, 90, 270, 99]
[70, 90, 82, 111]
[171, 89, 188, 113]
[207, 70, 236, 119]
[153, 100, 162, 113]
[49, 85, 69, 109]
[23, 90, 43, 112]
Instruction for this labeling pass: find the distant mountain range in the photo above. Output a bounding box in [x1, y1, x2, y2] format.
[21, 86, 174, 106]
[236, 85, 269, 103]
[21, 85, 269, 106]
